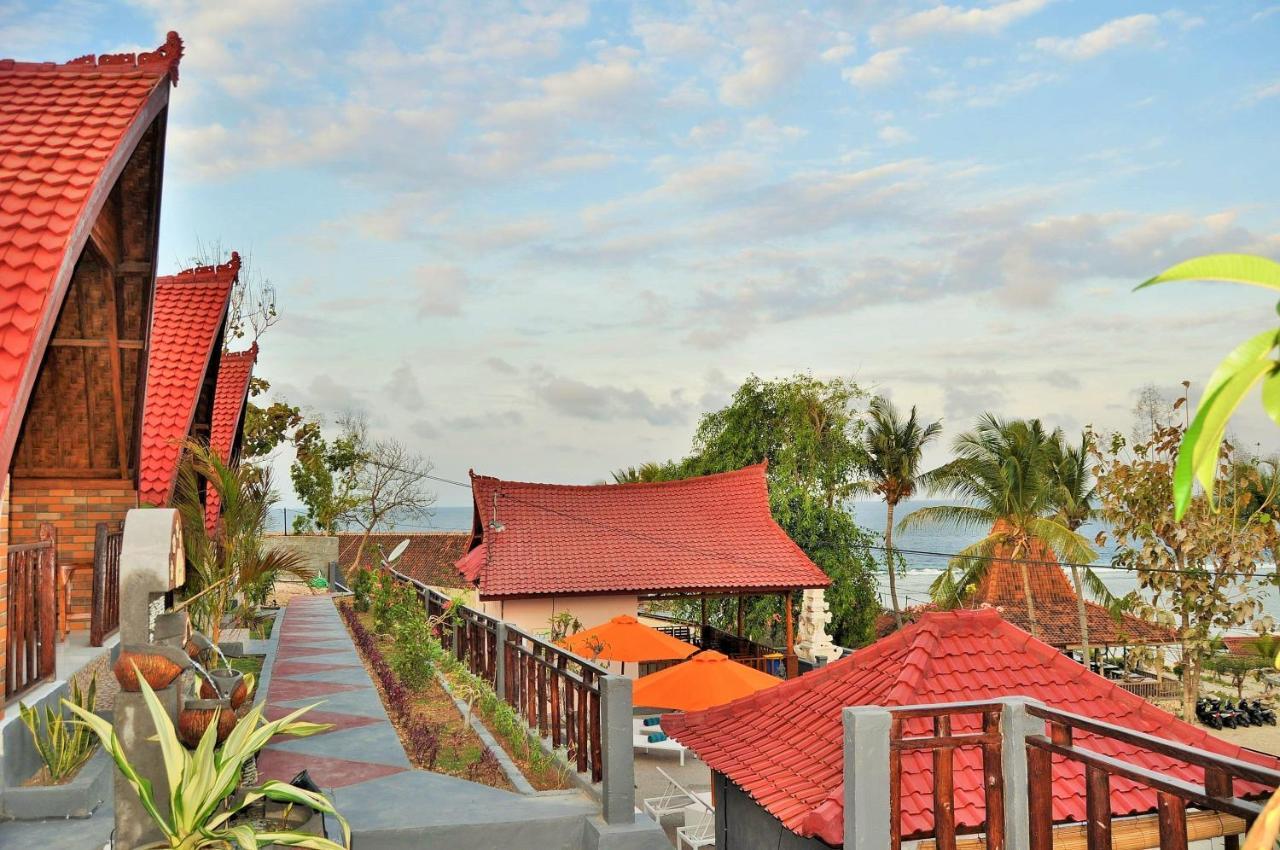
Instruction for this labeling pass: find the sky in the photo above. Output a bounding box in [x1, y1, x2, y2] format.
[4, 0, 1278, 508]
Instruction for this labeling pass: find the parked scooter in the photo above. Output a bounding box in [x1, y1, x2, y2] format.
[1196, 698, 1223, 729]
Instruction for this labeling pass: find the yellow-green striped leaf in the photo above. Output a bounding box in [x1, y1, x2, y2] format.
[1137, 254, 1280, 292]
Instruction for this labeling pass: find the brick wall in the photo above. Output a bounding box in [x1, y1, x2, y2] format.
[7, 478, 137, 632]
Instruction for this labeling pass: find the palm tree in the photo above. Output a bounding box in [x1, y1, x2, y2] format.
[863, 397, 942, 627]
[610, 462, 670, 484]
[899, 415, 1095, 641]
[1046, 432, 1110, 664]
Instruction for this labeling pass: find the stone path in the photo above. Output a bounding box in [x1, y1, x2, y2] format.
[259, 595, 603, 849]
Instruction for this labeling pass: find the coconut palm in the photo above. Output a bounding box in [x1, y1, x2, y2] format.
[862, 397, 942, 627]
[610, 462, 671, 484]
[899, 415, 1095, 640]
[1046, 432, 1118, 663]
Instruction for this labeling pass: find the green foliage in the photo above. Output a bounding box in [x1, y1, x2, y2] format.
[20, 674, 98, 783]
[371, 570, 419, 634]
[651, 373, 882, 647]
[862, 396, 943, 625]
[1205, 651, 1273, 699]
[241, 377, 304, 460]
[289, 420, 364, 534]
[175, 441, 310, 642]
[391, 610, 442, 690]
[65, 668, 348, 849]
[351, 567, 375, 613]
[1136, 254, 1280, 519]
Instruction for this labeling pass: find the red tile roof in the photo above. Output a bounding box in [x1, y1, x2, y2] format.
[138, 256, 236, 505]
[203, 343, 258, 527]
[662, 609, 1278, 844]
[339, 532, 471, 589]
[876, 525, 1173, 648]
[0, 33, 183, 479]
[459, 464, 831, 598]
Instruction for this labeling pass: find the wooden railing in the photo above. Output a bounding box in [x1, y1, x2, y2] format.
[5, 523, 57, 700]
[1025, 703, 1277, 850]
[504, 622, 608, 782]
[389, 569, 609, 783]
[848, 697, 1280, 850]
[90, 521, 123, 647]
[1116, 676, 1181, 701]
[645, 610, 791, 677]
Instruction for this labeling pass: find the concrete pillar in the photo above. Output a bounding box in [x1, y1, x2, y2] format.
[999, 697, 1044, 849]
[842, 705, 892, 850]
[599, 675, 635, 825]
[494, 622, 507, 698]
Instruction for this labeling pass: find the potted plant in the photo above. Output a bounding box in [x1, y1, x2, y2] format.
[66, 669, 350, 849]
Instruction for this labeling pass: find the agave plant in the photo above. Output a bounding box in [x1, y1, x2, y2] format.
[20, 674, 98, 782]
[1137, 253, 1280, 519]
[65, 668, 350, 849]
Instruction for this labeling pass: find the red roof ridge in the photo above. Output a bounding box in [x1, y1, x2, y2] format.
[467, 461, 769, 492]
[159, 251, 241, 287]
[1, 32, 184, 84]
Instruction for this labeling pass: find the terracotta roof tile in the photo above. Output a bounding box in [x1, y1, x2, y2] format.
[138, 256, 236, 506]
[0, 34, 182, 479]
[460, 464, 831, 598]
[663, 609, 1278, 845]
[338, 532, 471, 588]
[203, 343, 258, 527]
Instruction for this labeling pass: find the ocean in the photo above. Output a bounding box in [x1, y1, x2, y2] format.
[274, 500, 1280, 624]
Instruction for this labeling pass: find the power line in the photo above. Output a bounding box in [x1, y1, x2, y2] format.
[422, 473, 1278, 583]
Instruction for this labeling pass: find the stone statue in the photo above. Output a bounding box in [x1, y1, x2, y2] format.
[795, 588, 838, 665]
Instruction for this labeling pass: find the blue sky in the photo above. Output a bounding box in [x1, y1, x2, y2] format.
[4, 1, 1278, 506]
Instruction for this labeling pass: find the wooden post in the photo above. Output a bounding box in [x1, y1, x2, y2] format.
[700, 595, 707, 627]
[37, 524, 57, 684]
[736, 594, 744, 637]
[784, 590, 797, 679]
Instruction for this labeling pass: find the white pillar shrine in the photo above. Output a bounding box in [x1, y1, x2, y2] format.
[795, 587, 838, 665]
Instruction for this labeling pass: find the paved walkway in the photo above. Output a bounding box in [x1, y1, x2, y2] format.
[260, 595, 602, 849]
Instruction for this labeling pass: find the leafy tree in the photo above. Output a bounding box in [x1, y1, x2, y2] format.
[1136, 254, 1280, 519]
[240, 377, 304, 460]
[901, 415, 1095, 641]
[1093, 399, 1276, 719]
[289, 419, 363, 534]
[861, 397, 942, 627]
[659, 374, 882, 647]
[1204, 651, 1273, 700]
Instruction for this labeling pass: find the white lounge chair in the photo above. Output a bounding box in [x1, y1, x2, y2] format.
[642, 767, 699, 821]
[634, 716, 690, 765]
[676, 800, 714, 849]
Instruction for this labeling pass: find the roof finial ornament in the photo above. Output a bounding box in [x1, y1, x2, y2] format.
[489, 492, 505, 532]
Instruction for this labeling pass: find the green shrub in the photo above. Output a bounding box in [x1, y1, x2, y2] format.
[371, 570, 419, 633]
[391, 613, 442, 690]
[20, 674, 98, 782]
[351, 568, 375, 613]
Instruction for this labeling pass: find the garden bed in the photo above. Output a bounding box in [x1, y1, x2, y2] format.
[336, 597, 572, 792]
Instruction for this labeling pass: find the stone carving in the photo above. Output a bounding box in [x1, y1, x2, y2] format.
[795, 588, 838, 665]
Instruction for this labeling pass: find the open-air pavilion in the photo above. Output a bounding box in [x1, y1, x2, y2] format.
[455, 462, 832, 678]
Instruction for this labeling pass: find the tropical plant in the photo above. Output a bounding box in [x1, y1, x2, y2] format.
[1046, 431, 1123, 663]
[861, 397, 942, 627]
[1136, 254, 1280, 519]
[175, 441, 311, 643]
[901, 415, 1095, 640]
[20, 674, 98, 783]
[350, 567, 375, 613]
[1204, 650, 1273, 700]
[610, 463, 672, 484]
[65, 669, 348, 849]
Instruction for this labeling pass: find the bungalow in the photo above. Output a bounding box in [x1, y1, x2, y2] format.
[0, 35, 185, 703]
[663, 608, 1275, 849]
[455, 463, 831, 675]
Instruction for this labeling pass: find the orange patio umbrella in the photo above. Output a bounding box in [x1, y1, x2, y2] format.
[632, 650, 781, 712]
[560, 615, 698, 670]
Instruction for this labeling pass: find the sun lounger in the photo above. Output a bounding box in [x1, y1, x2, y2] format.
[676, 797, 714, 849]
[642, 767, 702, 821]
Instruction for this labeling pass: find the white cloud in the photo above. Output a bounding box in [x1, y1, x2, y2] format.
[843, 48, 910, 88]
[879, 125, 915, 145]
[414, 266, 472, 317]
[873, 0, 1051, 43]
[1249, 80, 1280, 103]
[1035, 14, 1161, 61]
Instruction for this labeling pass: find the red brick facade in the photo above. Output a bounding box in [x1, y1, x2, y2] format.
[7, 479, 137, 632]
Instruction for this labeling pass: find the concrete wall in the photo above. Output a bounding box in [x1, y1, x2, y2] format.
[263, 534, 337, 581]
[714, 772, 836, 850]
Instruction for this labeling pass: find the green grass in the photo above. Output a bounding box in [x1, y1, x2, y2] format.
[228, 655, 264, 677]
